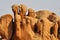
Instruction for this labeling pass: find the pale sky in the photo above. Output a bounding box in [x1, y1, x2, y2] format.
[0, 0, 60, 16]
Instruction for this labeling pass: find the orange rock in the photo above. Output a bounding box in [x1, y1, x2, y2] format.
[0, 4, 60, 40]
[0, 14, 13, 40]
[39, 18, 54, 40]
[53, 22, 58, 38]
[51, 34, 58, 40]
[28, 8, 37, 18]
[48, 13, 60, 22]
[36, 10, 52, 19]
[12, 4, 19, 16]
[18, 4, 27, 18]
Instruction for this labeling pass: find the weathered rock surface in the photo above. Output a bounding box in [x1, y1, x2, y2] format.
[0, 4, 60, 40]
[0, 14, 13, 40]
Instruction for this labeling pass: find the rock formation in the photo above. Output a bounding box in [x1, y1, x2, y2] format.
[0, 4, 60, 40]
[28, 8, 37, 18]
[0, 14, 13, 40]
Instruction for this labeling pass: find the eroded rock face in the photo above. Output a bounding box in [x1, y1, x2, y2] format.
[0, 4, 60, 40]
[0, 14, 13, 40]
[36, 10, 52, 19]
[12, 4, 35, 40]
[28, 8, 37, 18]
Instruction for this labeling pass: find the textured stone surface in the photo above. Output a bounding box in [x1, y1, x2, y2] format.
[0, 14, 13, 40]
[0, 4, 60, 40]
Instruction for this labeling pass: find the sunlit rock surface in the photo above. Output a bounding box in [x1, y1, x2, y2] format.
[0, 4, 60, 40]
